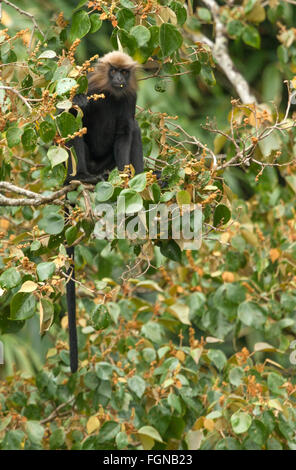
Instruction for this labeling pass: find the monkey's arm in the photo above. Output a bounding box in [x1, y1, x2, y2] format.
[72, 93, 89, 113]
[65, 95, 100, 183]
[130, 121, 144, 174]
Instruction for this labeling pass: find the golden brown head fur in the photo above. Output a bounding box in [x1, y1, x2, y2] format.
[88, 51, 139, 96]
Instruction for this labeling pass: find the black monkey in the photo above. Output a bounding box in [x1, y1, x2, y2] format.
[65, 51, 144, 372]
[66, 51, 143, 183]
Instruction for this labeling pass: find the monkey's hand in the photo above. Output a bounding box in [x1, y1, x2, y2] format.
[72, 94, 88, 112]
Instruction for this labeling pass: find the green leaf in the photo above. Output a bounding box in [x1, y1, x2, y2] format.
[160, 240, 182, 262]
[120, 0, 135, 7]
[151, 183, 161, 203]
[227, 20, 244, 37]
[258, 131, 281, 158]
[267, 437, 283, 450]
[10, 292, 37, 320]
[2, 430, 25, 450]
[95, 181, 114, 201]
[77, 75, 88, 94]
[277, 45, 288, 64]
[22, 128, 37, 151]
[37, 262, 56, 281]
[31, 240, 41, 251]
[52, 65, 72, 82]
[160, 191, 175, 202]
[176, 190, 191, 205]
[120, 189, 143, 213]
[142, 321, 163, 343]
[65, 225, 78, 246]
[0, 416, 12, 432]
[38, 50, 56, 59]
[128, 173, 147, 192]
[267, 372, 285, 397]
[130, 25, 151, 47]
[197, 7, 211, 22]
[168, 303, 191, 325]
[213, 204, 231, 226]
[242, 25, 261, 49]
[95, 361, 113, 380]
[56, 78, 77, 96]
[70, 10, 91, 40]
[73, 0, 88, 11]
[0, 267, 21, 288]
[116, 431, 129, 449]
[238, 301, 266, 328]
[106, 302, 120, 323]
[89, 13, 102, 33]
[117, 29, 137, 54]
[248, 420, 268, 446]
[84, 371, 100, 390]
[169, 1, 187, 25]
[40, 298, 54, 321]
[229, 367, 244, 387]
[127, 375, 146, 398]
[200, 64, 216, 86]
[168, 392, 182, 413]
[244, 0, 256, 14]
[26, 421, 45, 445]
[56, 112, 79, 138]
[97, 421, 121, 443]
[138, 425, 164, 443]
[39, 121, 56, 143]
[208, 349, 227, 371]
[154, 79, 167, 93]
[117, 8, 135, 31]
[47, 146, 68, 167]
[159, 23, 183, 57]
[38, 212, 64, 235]
[6, 127, 23, 147]
[142, 348, 156, 362]
[49, 428, 65, 449]
[231, 412, 252, 434]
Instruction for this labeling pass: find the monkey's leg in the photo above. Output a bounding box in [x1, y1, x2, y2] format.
[114, 131, 132, 171]
[130, 121, 144, 174]
[66, 137, 95, 184]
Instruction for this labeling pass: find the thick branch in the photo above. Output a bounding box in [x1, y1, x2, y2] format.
[195, 0, 257, 104]
[0, 181, 81, 206]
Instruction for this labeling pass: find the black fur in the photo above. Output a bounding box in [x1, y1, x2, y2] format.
[65, 89, 143, 183]
[64, 63, 143, 373]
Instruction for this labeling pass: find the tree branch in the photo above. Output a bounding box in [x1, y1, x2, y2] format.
[0, 86, 32, 111]
[0, 181, 81, 206]
[192, 0, 257, 104]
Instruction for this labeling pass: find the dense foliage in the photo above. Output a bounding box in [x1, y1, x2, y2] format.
[0, 0, 296, 450]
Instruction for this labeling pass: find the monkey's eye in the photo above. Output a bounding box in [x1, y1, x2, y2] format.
[122, 69, 129, 76]
[110, 69, 116, 76]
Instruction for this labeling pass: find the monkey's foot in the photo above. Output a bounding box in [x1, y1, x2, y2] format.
[65, 174, 101, 185]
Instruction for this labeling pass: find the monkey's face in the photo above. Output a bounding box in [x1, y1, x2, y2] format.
[109, 67, 130, 92]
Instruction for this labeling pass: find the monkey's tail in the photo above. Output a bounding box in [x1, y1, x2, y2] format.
[65, 206, 78, 373]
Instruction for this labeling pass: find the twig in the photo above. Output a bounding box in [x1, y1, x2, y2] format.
[40, 397, 74, 425]
[1, 0, 44, 38]
[0, 86, 32, 111]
